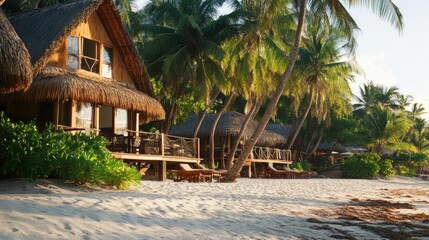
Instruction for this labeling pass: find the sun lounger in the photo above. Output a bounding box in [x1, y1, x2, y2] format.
[173, 164, 219, 182]
[266, 165, 313, 179]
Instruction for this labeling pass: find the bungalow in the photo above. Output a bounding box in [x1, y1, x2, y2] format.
[170, 112, 292, 176]
[0, 0, 164, 136]
[0, 0, 201, 181]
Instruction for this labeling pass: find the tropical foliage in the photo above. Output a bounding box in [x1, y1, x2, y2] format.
[0, 113, 140, 189]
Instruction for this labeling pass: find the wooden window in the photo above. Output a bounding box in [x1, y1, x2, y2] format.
[102, 46, 113, 78]
[76, 102, 93, 129]
[67, 36, 79, 69]
[67, 36, 112, 78]
[81, 38, 99, 73]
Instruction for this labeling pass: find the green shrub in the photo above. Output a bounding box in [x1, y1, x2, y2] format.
[0, 112, 140, 189]
[292, 160, 311, 171]
[0, 114, 58, 179]
[340, 153, 380, 179]
[378, 159, 396, 178]
[392, 152, 428, 176]
[396, 164, 416, 177]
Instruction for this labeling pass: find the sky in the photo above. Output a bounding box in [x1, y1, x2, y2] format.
[135, 0, 429, 119]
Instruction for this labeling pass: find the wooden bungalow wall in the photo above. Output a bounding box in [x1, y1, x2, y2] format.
[46, 11, 134, 86]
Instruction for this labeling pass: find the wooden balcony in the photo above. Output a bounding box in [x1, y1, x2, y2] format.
[251, 146, 292, 165]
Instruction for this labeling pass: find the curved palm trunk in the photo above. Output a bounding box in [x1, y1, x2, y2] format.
[209, 94, 234, 169]
[304, 129, 324, 161]
[225, 0, 307, 181]
[193, 87, 221, 139]
[163, 102, 178, 134]
[285, 90, 314, 150]
[163, 77, 192, 134]
[226, 100, 262, 171]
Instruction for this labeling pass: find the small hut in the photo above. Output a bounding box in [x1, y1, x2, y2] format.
[0, 6, 32, 94]
[0, 0, 164, 137]
[170, 112, 291, 168]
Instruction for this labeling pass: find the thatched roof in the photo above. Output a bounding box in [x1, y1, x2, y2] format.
[8, 0, 154, 97]
[0, 9, 32, 94]
[170, 112, 289, 148]
[4, 66, 164, 122]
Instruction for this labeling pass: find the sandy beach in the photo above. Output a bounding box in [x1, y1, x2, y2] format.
[0, 177, 428, 240]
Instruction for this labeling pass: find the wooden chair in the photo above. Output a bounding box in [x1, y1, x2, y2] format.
[111, 134, 127, 152]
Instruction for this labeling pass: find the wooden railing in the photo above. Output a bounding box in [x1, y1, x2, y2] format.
[252, 146, 291, 161]
[110, 129, 200, 160]
[56, 125, 100, 134]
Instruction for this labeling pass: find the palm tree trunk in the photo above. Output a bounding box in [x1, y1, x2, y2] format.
[225, 0, 307, 181]
[209, 94, 234, 169]
[226, 99, 262, 171]
[193, 87, 221, 139]
[285, 90, 314, 150]
[304, 129, 324, 161]
[163, 77, 192, 134]
[163, 101, 178, 134]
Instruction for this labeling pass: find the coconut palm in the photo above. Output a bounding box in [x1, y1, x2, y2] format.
[226, 0, 403, 181]
[410, 118, 429, 152]
[141, 0, 240, 133]
[284, 16, 356, 150]
[353, 82, 401, 117]
[219, 0, 294, 168]
[366, 105, 412, 152]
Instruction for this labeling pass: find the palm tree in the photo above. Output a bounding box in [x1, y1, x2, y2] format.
[410, 118, 429, 152]
[284, 16, 356, 150]
[366, 105, 412, 152]
[141, 0, 240, 133]
[353, 83, 401, 117]
[220, 0, 293, 168]
[226, 0, 403, 181]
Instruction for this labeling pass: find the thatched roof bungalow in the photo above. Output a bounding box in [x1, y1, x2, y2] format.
[0, 6, 32, 94]
[170, 112, 288, 148]
[170, 112, 291, 167]
[0, 0, 164, 138]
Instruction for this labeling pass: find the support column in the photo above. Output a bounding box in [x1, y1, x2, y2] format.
[94, 105, 99, 135]
[158, 161, 167, 181]
[248, 165, 252, 178]
[135, 112, 140, 132]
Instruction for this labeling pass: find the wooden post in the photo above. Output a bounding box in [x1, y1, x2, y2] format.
[160, 133, 165, 156]
[158, 161, 167, 181]
[252, 162, 257, 178]
[248, 165, 252, 178]
[135, 112, 139, 131]
[196, 138, 200, 162]
[94, 105, 99, 135]
[54, 100, 60, 130]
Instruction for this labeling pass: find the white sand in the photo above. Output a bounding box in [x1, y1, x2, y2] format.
[0, 177, 428, 240]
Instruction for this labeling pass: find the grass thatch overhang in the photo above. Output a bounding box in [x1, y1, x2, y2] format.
[170, 112, 288, 148]
[3, 66, 165, 122]
[7, 0, 155, 97]
[0, 9, 32, 94]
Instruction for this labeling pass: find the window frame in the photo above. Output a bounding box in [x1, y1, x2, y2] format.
[101, 44, 114, 79]
[66, 35, 113, 78]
